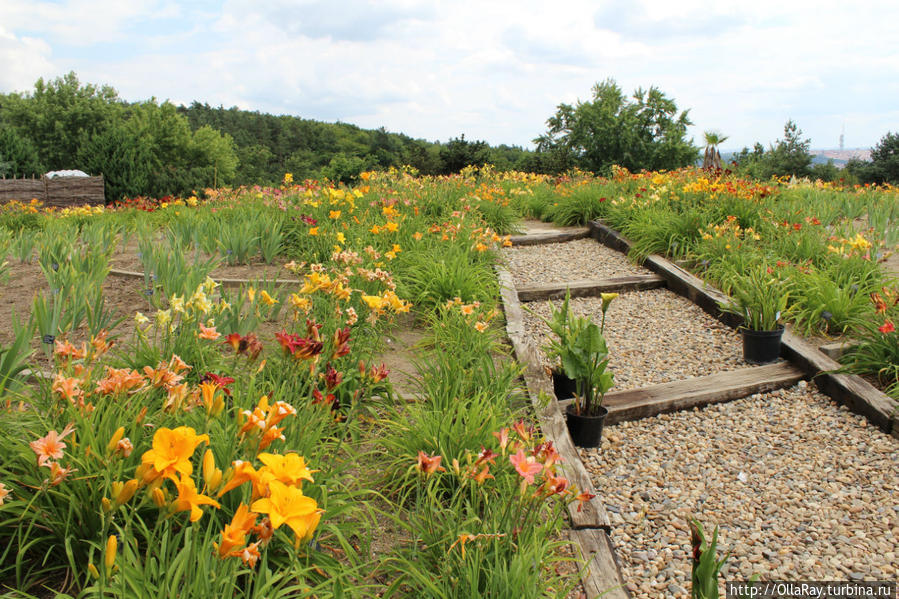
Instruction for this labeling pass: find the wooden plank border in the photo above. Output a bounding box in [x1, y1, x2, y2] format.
[600, 362, 805, 425]
[109, 268, 301, 289]
[516, 274, 666, 302]
[588, 220, 899, 436]
[497, 263, 631, 599]
[509, 229, 590, 246]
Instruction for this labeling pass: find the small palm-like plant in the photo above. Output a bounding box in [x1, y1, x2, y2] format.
[703, 131, 729, 171]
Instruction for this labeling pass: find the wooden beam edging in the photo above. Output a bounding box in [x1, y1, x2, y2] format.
[516, 275, 666, 302]
[509, 228, 590, 246]
[108, 268, 301, 289]
[781, 331, 899, 438]
[601, 362, 805, 425]
[588, 220, 899, 436]
[495, 264, 631, 599]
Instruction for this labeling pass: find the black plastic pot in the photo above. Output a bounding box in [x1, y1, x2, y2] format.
[565, 403, 609, 448]
[552, 370, 578, 400]
[740, 325, 784, 364]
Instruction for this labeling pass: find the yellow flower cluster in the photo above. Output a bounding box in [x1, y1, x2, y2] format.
[827, 233, 873, 257]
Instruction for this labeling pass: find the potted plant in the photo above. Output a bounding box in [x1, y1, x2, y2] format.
[718, 265, 790, 364]
[535, 291, 616, 447]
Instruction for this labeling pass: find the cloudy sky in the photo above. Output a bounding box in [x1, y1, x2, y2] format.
[1, 0, 897, 151]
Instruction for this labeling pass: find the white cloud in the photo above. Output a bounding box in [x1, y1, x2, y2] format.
[1, 0, 183, 45]
[0, 26, 56, 92]
[1, 0, 898, 149]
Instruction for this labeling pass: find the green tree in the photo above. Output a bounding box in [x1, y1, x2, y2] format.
[867, 132, 899, 184]
[236, 144, 276, 185]
[535, 78, 698, 174]
[0, 124, 43, 177]
[320, 152, 365, 184]
[76, 121, 154, 201]
[735, 120, 812, 180]
[438, 135, 491, 174]
[0, 72, 122, 172]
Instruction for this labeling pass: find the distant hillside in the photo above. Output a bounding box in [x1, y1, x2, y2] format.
[178, 102, 536, 185]
[722, 148, 872, 169]
[809, 148, 871, 166]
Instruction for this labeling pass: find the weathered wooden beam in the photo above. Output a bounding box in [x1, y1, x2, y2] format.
[496, 264, 611, 530]
[588, 221, 741, 327]
[570, 528, 632, 599]
[516, 275, 666, 302]
[589, 219, 898, 435]
[108, 268, 300, 289]
[509, 229, 590, 246]
[818, 340, 857, 361]
[597, 362, 805, 425]
[781, 330, 898, 434]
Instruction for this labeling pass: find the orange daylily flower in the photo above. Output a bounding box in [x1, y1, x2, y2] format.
[47, 461, 76, 486]
[52, 374, 84, 404]
[218, 460, 261, 497]
[143, 363, 183, 390]
[138, 426, 210, 483]
[509, 449, 542, 485]
[54, 339, 86, 361]
[238, 541, 262, 567]
[30, 424, 75, 467]
[416, 451, 445, 475]
[574, 491, 596, 512]
[199, 381, 224, 417]
[511, 420, 532, 442]
[198, 324, 221, 341]
[492, 427, 510, 452]
[173, 473, 221, 522]
[471, 465, 493, 484]
[250, 480, 322, 543]
[95, 367, 145, 395]
[0, 482, 10, 505]
[257, 453, 316, 488]
[257, 425, 285, 451]
[217, 503, 257, 558]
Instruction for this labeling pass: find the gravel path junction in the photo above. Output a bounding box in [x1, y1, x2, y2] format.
[502, 238, 652, 286]
[522, 290, 749, 391]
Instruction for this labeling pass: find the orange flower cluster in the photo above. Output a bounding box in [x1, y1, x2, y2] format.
[29, 423, 77, 486]
[238, 395, 298, 454]
[416, 420, 593, 512]
[215, 450, 322, 562]
[444, 296, 501, 333]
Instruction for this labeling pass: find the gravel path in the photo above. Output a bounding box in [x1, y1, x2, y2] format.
[581, 383, 899, 599]
[502, 238, 651, 286]
[522, 290, 748, 391]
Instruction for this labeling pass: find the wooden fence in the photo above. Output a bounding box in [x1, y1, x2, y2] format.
[0, 175, 105, 207]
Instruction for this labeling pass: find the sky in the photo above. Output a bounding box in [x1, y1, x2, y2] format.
[1, 0, 898, 151]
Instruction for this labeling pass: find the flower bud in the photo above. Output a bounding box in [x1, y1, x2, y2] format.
[115, 480, 138, 505]
[107, 427, 125, 454]
[104, 535, 117, 570]
[151, 487, 167, 507]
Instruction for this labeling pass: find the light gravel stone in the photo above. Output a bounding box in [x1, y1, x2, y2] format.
[502, 238, 651, 286]
[579, 385, 899, 599]
[522, 289, 748, 391]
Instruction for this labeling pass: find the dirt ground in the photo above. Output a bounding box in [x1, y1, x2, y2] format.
[1, 243, 303, 372]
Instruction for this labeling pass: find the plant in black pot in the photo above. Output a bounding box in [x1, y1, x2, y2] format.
[718, 265, 791, 364]
[536, 291, 616, 448]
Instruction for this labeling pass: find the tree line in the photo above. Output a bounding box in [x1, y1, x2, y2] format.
[1, 73, 896, 202]
[0, 73, 537, 200]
